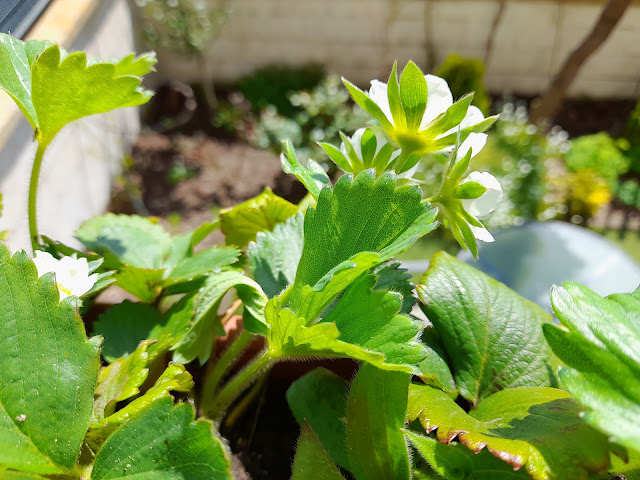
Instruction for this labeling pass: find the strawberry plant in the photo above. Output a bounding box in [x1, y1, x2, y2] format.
[0, 34, 638, 479]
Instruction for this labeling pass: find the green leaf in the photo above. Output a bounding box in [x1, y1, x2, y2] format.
[290, 170, 437, 311]
[94, 301, 164, 362]
[405, 430, 530, 480]
[87, 364, 193, 447]
[346, 364, 411, 480]
[418, 328, 457, 397]
[113, 52, 157, 77]
[373, 261, 416, 314]
[248, 212, 304, 298]
[287, 368, 351, 470]
[266, 298, 412, 371]
[31, 45, 154, 144]
[0, 405, 62, 475]
[543, 284, 640, 451]
[407, 384, 611, 480]
[399, 61, 428, 130]
[164, 246, 240, 284]
[172, 270, 268, 363]
[91, 341, 155, 424]
[322, 274, 426, 369]
[387, 61, 406, 130]
[0, 245, 100, 472]
[220, 187, 298, 248]
[292, 423, 346, 480]
[417, 252, 557, 406]
[76, 214, 171, 270]
[92, 397, 231, 480]
[281, 140, 330, 199]
[0, 35, 50, 130]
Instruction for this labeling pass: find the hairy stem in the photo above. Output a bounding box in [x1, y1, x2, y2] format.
[200, 328, 253, 411]
[28, 140, 48, 253]
[205, 348, 275, 422]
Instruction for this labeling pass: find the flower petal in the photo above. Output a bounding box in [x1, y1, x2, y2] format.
[368, 80, 393, 126]
[461, 172, 503, 217]
[420, 74, 454, 129]
[470, 224, 495, 243]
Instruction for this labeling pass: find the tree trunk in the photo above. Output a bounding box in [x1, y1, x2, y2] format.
[529, 0, 632, 125]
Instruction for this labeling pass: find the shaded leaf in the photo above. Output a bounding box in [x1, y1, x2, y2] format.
[287, 368, 351, 470]
[417, 252, 556, 406]
[346, 364, 411, 480]
[164, 246, 240, 285]
[292, 423, 346, 480]
[544, 284, 640, 451]
[76, 214, 171, 270]
[94, 301, 164, 362]
[220, 187, 298, 248]
[407, 384, 611, 480]
[92, 397, 231, 480]
[0, 245, 100, 472]
[248, 212, 304, 298]
[373, 261, 416, 314]
[418, 327, 457, 397]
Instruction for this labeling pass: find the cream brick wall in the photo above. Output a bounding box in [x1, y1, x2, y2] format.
[140, 0, 640, 98]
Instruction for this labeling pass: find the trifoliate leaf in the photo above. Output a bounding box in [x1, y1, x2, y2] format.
[164, 246, 240, 285]
[287, 368, 351, 470]
[92, 397, 231, 480]
[407, 385, 611, 480]
[543, 284, 640, 451]
[289, 170, 437, 311]
[248, 212, 304, 298]
[346, 364, 411, 480]
[405, 430, 530, 480]
[220, 187, 298, 248]
[417, 252, 557, 406]
[281, 139, 330, 199]
[292, 423, 346, 480]
[0, 245, 100, 473]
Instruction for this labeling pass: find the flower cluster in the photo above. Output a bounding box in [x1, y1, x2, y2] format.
[316, 61, 502, 256]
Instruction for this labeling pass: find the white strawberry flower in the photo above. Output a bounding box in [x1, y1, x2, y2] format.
[33, 251, 97, 301]
[460, 171, 503, 218]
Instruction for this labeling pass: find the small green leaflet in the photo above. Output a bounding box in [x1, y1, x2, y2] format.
[281, 139, 330, 200]
[544, 283, 640, 451]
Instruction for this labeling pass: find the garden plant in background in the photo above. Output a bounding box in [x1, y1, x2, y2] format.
[0, 32, 639, 480]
